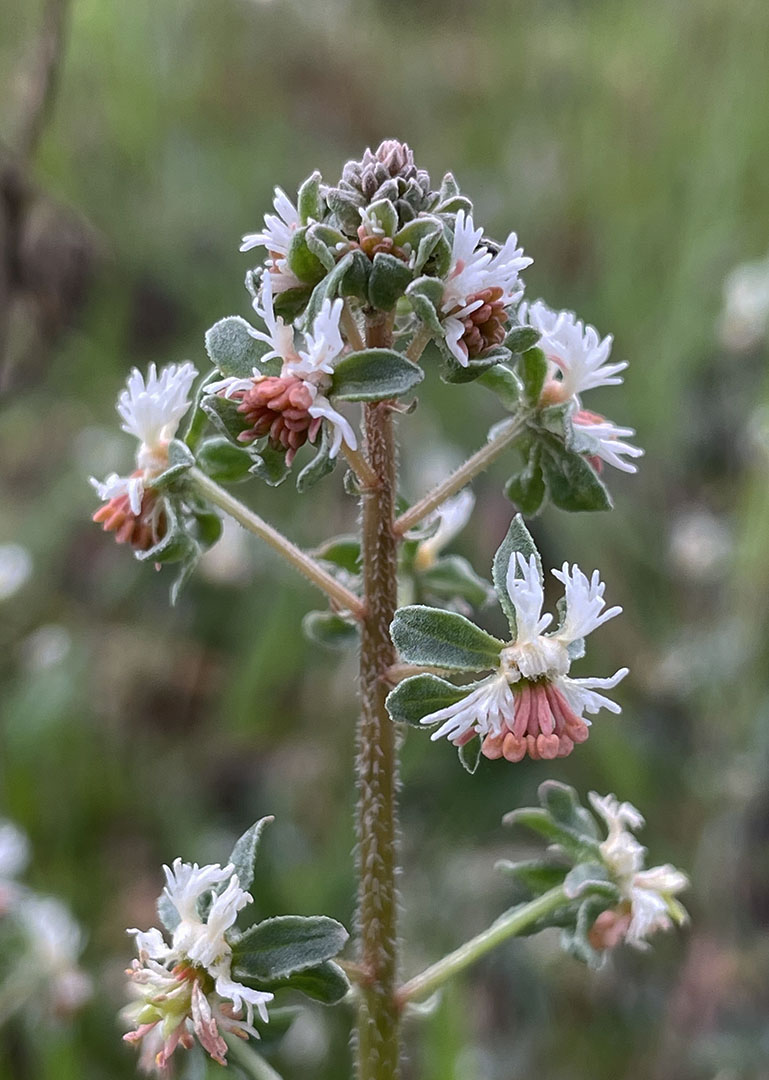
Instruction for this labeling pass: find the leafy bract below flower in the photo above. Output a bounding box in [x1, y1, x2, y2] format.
[388, 518, 627, 764]
[441, 211, 532, 366]
[240, 187, 304, 293]
[207, 272, 356, 464]
[521, 299, 643, 474]
[124, 860, 273, 1074]
[588, 792, 690, 949]
[91, 363, 197, 550]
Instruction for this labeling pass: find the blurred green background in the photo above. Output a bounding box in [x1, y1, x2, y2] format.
[2, 0, 769, 1077]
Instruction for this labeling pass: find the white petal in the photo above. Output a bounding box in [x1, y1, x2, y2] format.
[422, 674, 514, 742]
[506, 552, 552, 643]
[551, 562, 622, 644]
[308, 395, 357, 454]
[556, 668, 629, 718]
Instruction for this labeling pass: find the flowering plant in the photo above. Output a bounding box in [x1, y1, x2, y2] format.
[87, 141, 688, 1080]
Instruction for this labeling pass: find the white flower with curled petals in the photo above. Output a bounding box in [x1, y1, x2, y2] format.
[573, 414, 644, 474]
[588, 792, 689, 949]
[124, 859, 273, 1074]
[90, 362, 197, 525]
[441, 211, 532, 366]
[240, 187, 303, 293]
[420, 550, 627, 763]
[206, 281, 356, 460]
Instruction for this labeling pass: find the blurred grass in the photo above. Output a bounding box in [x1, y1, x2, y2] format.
[1, 0, 769, 1077]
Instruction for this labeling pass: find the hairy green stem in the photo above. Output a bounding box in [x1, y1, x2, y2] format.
[393, 414, 526, 535]
[189, 467, 365, 620]
[355, 313, 401, 1080]
[405, 325, 433, 364]
[396, 885, 568, 1006]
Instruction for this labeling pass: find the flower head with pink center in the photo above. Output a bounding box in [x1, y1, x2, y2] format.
[389, 517, 627, 764]
[207, 272, 356, 462]
[587, 792, 689, 949]
[240, 187, 304, 293]
[441, 211, 532, 366]
[518, 299, 643, 474]
[123, 859, 273, 1074]
[90, 363, 197, 550]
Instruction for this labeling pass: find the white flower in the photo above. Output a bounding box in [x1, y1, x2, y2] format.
[207, 279, 356, 459]
[421, 551, 627, 762]
[0, 820, 29, 883]
[90, 362, 197, 515]
[241, 188, 300, 257]
[719, 252, 769, 350]
[0, 544, 33, 602]
[588, 791, 689, 948]
[125, 859, 273, 1073]
[240, 188, 303, 293]
[441, 211, 532, 366]
[521, 300, 626, 400]
[19, 896, 92, 1014]
[572, 414, 644, 474]
[413, 490, 475, 571]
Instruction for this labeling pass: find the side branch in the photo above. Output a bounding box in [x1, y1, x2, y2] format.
[189, 467, 365, 620]
[393, 414, 526, 535]
[396, 885, 568, 1007]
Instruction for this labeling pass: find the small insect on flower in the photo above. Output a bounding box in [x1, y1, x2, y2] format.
[207, 272, 356, 465]
[587, 792, 690, 949]
[441, 211, 532, 366]
[91, 362, 197, 551]
[123, 860, 273, 1074]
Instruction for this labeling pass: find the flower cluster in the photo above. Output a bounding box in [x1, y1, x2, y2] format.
[91, 362, 197, 551]
[124, 860, 273, 1073]
[441, 211, 532, 365]
[501, 781, 689, 960]
[387, 516, 627, 765]
[208, 273, 356, 464]
[0, 819, 91, 1021]
[587, 793, 690, 949]
[521, 299, 643, 475]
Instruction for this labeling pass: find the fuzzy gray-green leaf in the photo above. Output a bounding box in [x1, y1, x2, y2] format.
[230, 915, 349, 981]
[391, 605, 503, 670]
[385, 673, 470, 727]
[331, 349, 423, 402]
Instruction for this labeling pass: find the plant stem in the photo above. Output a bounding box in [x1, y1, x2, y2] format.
[393, 414, 526, 535]
[342, 442, 380, 490]
[405, 325, 433, 364]
[342, 300, 366, 352]
[189, 467, 365, 620]
[355, 312, 401, 1080]
[396, 885, 568, 1007]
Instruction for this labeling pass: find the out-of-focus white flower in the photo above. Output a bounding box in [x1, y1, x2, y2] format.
[19, 624, 72, 672]
[19, 896, 92, 1015]
[207, 275, 356, 463]
[240, 187, 304, 293]
[124, 860, 272, 1074]
[441, 211, 532, 366]
[413, 490, 475, 571]
[0, 544, 33, 602]
[421, 553, 627, 762]
[0, 820, 29, 911]
[199, 517, 252, 584]
[588, 792, 689, 949]
[90, 363, 197, 551]
[669, 509, 732, 582]
[719, 252, 769, 351]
